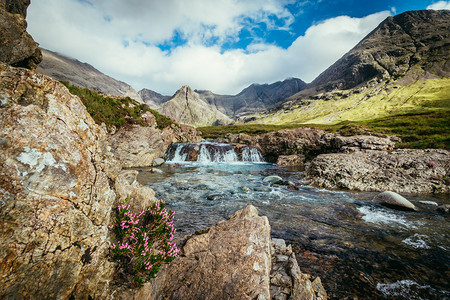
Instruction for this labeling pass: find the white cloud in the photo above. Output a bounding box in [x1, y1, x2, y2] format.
[27, 0, 390, 95]
[427, 1, 450, 10]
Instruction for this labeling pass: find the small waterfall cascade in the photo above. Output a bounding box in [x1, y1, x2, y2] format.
[241, 146, 264, 162]
[166, 142, 264, 163]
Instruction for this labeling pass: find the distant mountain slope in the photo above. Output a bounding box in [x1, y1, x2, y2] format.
[159, 86, 233, 127]
[138, 88, 171, 108]
[37, 49, 142, 102]
[197, 78, 306, 118]
[249, 10, 450, 125]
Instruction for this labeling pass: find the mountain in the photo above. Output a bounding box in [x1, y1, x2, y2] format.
[36, 49, 142, 102]
[159, 85, 233, 127]
[138, 88, 171, 108]
[249, 10, 450, 125]
[196, 78, 307, 118]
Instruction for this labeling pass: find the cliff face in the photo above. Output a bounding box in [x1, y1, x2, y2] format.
[159, 85, 233, 127]
[37, 49, 143, 103]
[0, 0, 42, 69]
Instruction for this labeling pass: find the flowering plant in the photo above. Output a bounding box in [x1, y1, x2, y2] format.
[109, 199, 179, 285]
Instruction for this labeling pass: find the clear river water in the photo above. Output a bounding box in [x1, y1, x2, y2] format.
[136, 143, 449, 299]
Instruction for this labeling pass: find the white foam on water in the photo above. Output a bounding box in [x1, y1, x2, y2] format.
[377, 280, 431, 300]
[402, 234, 431, 249]
[357, 206, 418, 229]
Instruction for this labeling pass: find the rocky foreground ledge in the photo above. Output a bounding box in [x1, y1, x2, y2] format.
[116, 205, 327, 300]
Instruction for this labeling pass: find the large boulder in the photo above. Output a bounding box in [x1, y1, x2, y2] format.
[154, 205, 273, 299]
[145, 205, 327, 300]
[305, 149, 450, 193]
[0, 0, 42, 69]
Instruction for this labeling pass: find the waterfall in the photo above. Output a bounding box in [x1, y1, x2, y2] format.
[166, 142, 264, 163]
[170, 143, 188, 162]
[242, 146, 264, 162]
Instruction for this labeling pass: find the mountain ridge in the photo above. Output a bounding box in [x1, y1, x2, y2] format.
[37, 49, 143, 103]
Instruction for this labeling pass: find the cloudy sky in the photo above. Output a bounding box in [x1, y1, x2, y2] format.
[27, 0, 450, 95]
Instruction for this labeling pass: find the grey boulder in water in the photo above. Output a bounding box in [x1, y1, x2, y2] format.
[373, 191, 417, 211]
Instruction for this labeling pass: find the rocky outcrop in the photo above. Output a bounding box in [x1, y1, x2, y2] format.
[0, 0, 42, 69]
[0, 62, 119, 298]
[108, 123, 201, 168]
[159, 85, 233, 127]
[305, 149, 450, 194]
[145, 205, 326, 300]
[221, 127, 399, 164]
[37, 49, 142, 102]
[276, 154, 306, 167]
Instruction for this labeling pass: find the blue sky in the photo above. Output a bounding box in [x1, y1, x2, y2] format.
[27, 0, 450, 95]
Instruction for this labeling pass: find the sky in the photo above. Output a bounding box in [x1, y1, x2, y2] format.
[27, 0, 450, 95]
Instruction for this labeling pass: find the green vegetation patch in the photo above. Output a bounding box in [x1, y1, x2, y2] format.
[61, 81, 176, 130]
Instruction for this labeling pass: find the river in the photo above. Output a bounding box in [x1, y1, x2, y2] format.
[136, 143, 449, 299]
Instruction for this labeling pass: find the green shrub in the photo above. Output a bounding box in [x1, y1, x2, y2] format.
[60, 81, 176, 130]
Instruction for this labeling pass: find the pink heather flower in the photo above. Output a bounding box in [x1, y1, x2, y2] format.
[427, 161, 436, 168]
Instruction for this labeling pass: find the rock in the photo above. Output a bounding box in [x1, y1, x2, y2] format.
[241, 186, 251, 193]
[305, 149, 450, 194]
[276, 154, 305, 166]
[0, 63, 120, 298]
[152, 205, 273, 299]
[264, 175, 284, 184]
[0, 0, 42, 69]
[258, 127, 327, 163]
[152, 157, 165, 166]
[270, 236, 327, 300]
[150, 167, 163, 174]
[373, 191, 417, 211]
[418, 201, 438, 206]
[114, 170, 157, 211]
[437, 204, 450, 214]
[108, 125, 167, 168]
[330, 135, 398, 152]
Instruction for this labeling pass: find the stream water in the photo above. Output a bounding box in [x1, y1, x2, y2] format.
[137, 143, 449, 299]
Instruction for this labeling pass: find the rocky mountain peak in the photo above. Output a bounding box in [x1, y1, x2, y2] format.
[310, 9, 450, 91]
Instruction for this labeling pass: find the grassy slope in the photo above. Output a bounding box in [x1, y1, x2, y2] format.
[250, 78, 450, 125]
[60, 81, 175, 130]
